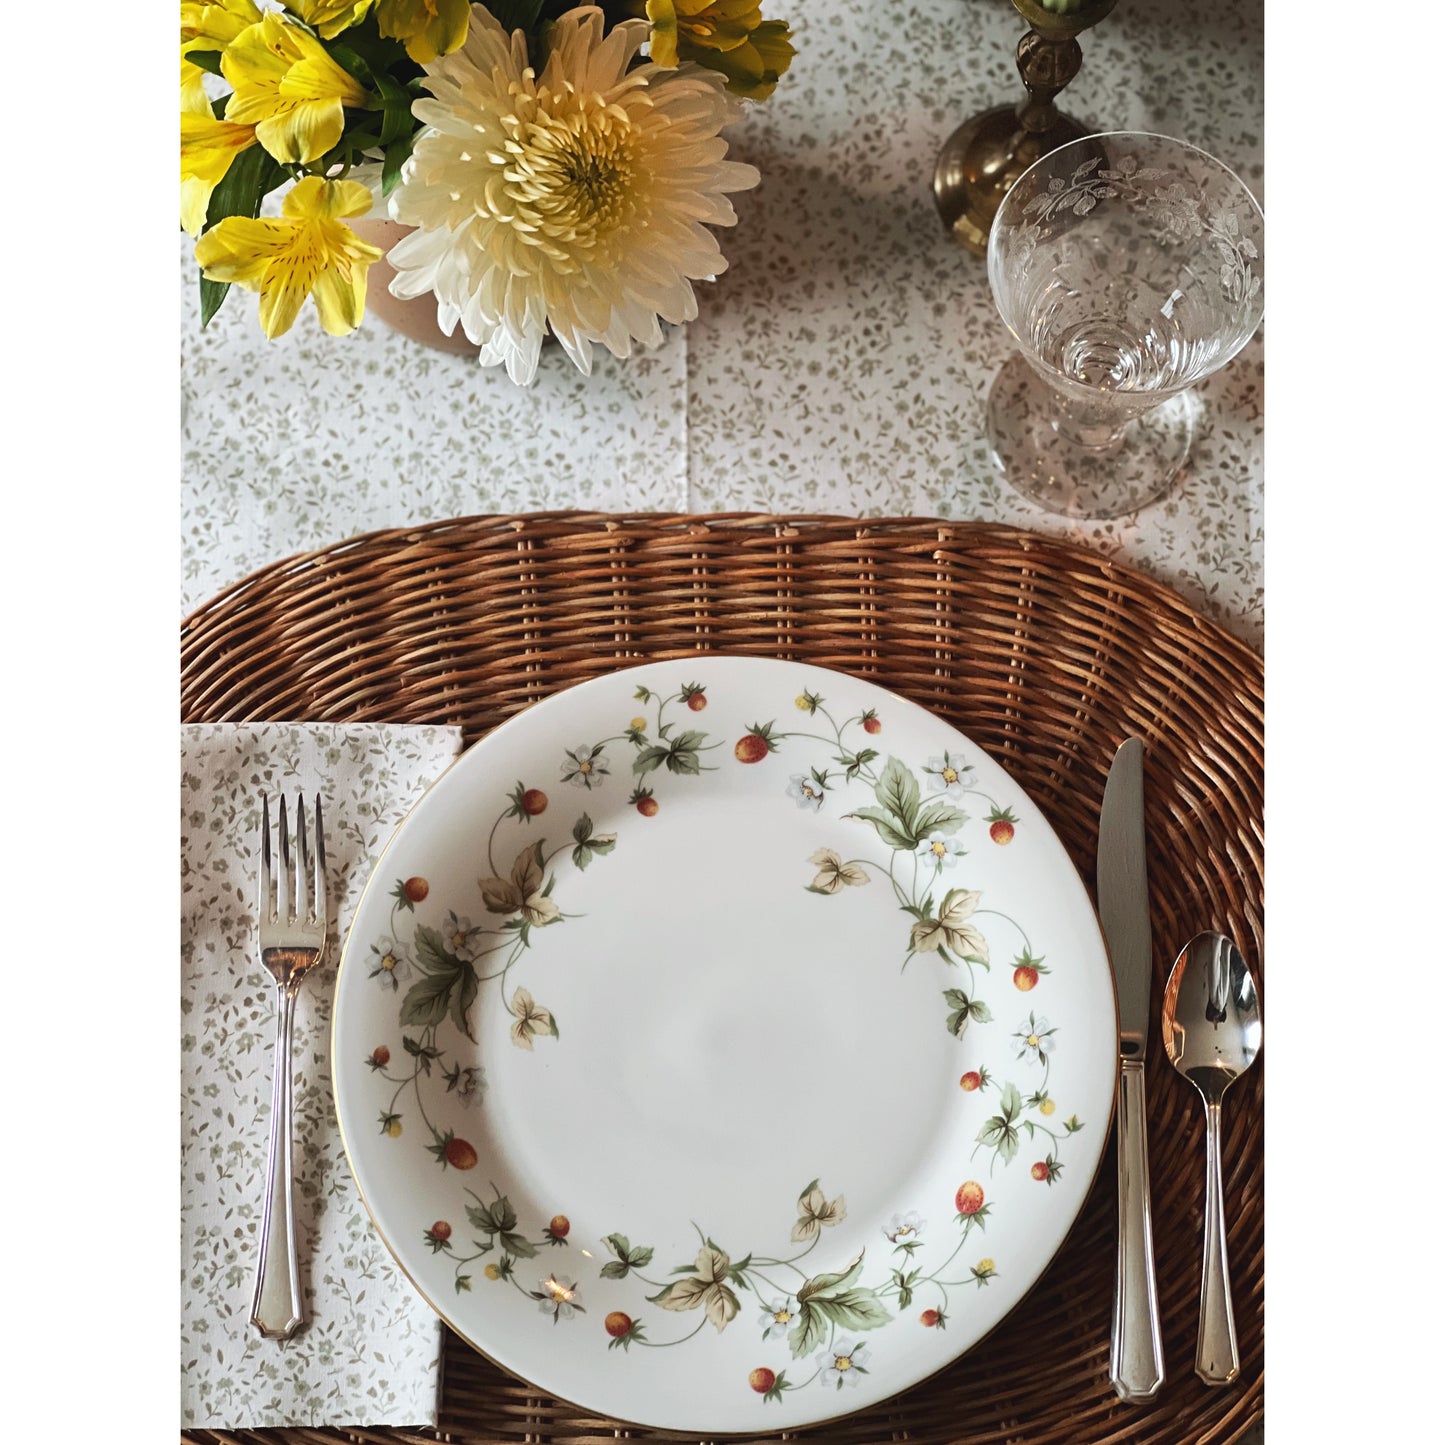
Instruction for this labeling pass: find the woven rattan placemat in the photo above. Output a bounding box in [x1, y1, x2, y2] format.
[180, 513, 1263, 1445]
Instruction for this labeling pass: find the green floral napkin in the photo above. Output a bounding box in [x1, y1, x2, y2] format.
[181, 721, 463, 1428]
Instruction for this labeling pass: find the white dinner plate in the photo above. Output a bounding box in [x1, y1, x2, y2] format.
[333, 657, 1117, 1432]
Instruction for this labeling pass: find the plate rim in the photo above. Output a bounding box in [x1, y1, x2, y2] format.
[331, 654, 1121, 1433]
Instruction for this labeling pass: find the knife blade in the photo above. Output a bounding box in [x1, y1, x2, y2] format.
[1097, 737, 1166, 1401]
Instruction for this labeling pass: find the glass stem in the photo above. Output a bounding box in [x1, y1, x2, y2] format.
[1049, 395, 1131, 451]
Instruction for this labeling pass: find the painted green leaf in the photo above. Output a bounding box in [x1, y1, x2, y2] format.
[466, 1201, 500, 1232]
[813, 1287, 891, 1332]
[500, 1230, 537, 1259]
[847, 805, 915, 851]
[450, 964, 479, 1042]
[600, 1260, 629, 1279]
[413, 925, 465, 976]
[398, 970, 454, 1028]
[797, 1252, 865, 1303]
[915, 800, 967, 837]
[604, 1233, 631, 1259]
[787, 1299, 829, 1358]
[874, 757, 921, 833]
[490, 1195, 518, 1233]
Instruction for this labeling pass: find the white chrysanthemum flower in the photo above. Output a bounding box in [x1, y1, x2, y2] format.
[386, 3, 760, 384]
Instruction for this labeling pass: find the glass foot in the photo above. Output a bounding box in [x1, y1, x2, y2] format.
[985, 356, 1199, 519]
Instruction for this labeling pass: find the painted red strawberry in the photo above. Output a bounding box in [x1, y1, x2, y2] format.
[749, 1367, 776, 1394]
[1012, 951, 1049, 992]
[919, 1308, 941, 1327]
[987, 806, 1018, 845]
[861, 709, 881, 735]
[430, 1220, 452, 1242]
[369, 1045, 391, 1068]
[403, 876, 429, 903]
[630, 786, 658, 817]
[444, 1137, 478, 1170]
[681, 683, 707, 711]
[734, 723, 777, 763]
[959, 1070, 981, 1092]
[1031, 1161, 1049, 1181]
[605, 1311, 633, 1339]
[955, 1180, 985, 1215]
[521, 788, 548, 816]
[548, 1215, 570, 1239]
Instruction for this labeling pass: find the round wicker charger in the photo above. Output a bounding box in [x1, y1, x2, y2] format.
[181, 513, 1263, 1445]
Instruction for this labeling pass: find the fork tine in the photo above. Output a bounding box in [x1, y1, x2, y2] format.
[295, 792, 311, 924]
[278, 795, 292, 924]
[313, 793, 327, 924]
[260, 794, 273, 923]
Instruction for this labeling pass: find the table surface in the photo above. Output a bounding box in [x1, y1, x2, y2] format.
[179, 0, 1265, 650]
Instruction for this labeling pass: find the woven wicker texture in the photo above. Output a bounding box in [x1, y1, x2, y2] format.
[180, 513, 1263, 1445]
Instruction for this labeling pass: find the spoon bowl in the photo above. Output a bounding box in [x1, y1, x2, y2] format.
[1161, 931, 1261, 1385]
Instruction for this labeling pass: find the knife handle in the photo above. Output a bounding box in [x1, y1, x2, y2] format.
[1111, 1056, 1165, 1401]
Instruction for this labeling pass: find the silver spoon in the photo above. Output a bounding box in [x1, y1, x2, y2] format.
[1161, 931, 1261, 1386]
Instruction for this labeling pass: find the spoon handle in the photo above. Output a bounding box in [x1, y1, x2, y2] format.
[1197, 1097, 1240, 1384]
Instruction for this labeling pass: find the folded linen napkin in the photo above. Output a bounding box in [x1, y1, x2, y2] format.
[181, 721, 464, 1429]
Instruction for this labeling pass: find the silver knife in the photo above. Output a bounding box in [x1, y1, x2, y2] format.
[1097, 737, 1166, 1401]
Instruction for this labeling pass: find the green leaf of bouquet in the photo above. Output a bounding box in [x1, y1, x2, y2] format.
[185, 48, 223, 76]
[814, 1287, 891, 1332]
[381, 132, 415, 197]
[488, 0, 547, 32]
[326, 40, 379, 90]
[874, 757, 920, 834]
[398, 970, 454, 1028]
[197, 145, 284, 327]
[375, 71, 415, 146]
[786, 1300, 829, 1358]
[847, 805, 915, 851]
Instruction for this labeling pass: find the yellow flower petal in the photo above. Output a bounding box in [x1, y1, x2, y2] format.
[181, 54, 211, 116]
[222, 13, 370, 164]
[287, 0, 376, 40]
[180, 111, 258, 236]
[194, 177, 382, 339]
[376, 0, 470, 65]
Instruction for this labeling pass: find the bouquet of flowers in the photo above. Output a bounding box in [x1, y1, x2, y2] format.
[181, 2, 793, 383]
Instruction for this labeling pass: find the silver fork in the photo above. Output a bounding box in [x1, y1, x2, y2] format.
[251, 792, 328, 1340]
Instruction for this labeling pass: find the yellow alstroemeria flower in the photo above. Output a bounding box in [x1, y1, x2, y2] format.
[193, 176, 383, 338]
[181, 0, 262, 112]
[222, 13, 371, 165]
[635, 0, 795, 100]
[375, 0, 470, 64]
[285, 1, 376, 39]
[181, 111, 258, 236]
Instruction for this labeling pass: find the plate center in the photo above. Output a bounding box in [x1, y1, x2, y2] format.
[485, 789, 957, 1255]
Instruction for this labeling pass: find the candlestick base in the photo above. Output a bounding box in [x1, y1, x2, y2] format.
[933, 103, 1090, 257]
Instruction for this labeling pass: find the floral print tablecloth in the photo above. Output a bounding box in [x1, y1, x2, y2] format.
[180, 0, 1264, 651]
[180, 722, 463, 1428]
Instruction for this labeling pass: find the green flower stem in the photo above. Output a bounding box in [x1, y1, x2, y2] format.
[973, 907, 1032, 954]
[637, 1317, 708, 1349]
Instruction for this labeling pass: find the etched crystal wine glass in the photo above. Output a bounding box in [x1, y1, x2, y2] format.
[985, 132, 1264, 518]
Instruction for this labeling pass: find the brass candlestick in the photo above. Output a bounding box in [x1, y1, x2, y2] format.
[933, 0, 1119, 256]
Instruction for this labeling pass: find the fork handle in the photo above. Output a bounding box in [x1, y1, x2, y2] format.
[251, 979, 305, 1339]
